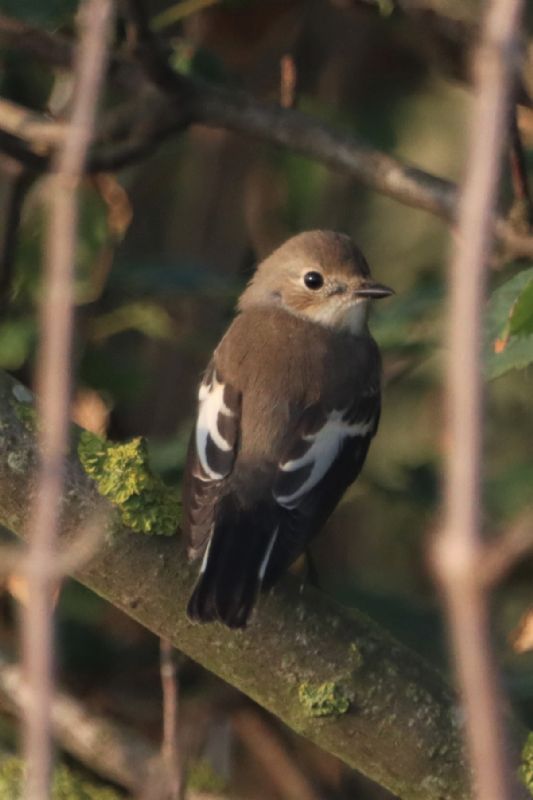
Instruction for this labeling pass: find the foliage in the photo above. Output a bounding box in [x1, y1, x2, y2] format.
[0, 757, 122, 800]
[486, 266, 533, 379]
[0, 319, 35, 371]
[509, 278, 533, 337]
[77, 431, 180, 535]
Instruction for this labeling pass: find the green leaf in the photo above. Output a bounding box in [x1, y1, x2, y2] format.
[0, 318, 35, 370]
[509, 279, 533, 337]
[485, 265, 533, 379]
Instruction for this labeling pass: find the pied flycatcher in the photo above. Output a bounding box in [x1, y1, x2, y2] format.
[183, 230, 393, 628]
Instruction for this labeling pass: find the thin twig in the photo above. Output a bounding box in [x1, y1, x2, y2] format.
[20, 2, 113, 798]
[432, 1, 525, 800]
[233, 708, 321, 800]
[0, 99, 66, 150]
[0, 14, 532, 257]
[159, 639, 184, 800]
[0, 646, 225, 797]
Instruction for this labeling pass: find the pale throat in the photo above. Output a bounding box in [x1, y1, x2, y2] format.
[304, 297, 370, 335]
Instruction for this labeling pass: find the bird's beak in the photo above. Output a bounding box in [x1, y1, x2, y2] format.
[354, 280, 395, 300]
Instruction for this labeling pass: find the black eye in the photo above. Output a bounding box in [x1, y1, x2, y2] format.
[303, 271, 324, 290]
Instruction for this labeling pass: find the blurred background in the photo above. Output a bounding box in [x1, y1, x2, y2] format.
[0, 0, 532, 797]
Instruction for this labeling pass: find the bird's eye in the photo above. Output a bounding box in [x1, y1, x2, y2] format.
[303, 271, 324, 290]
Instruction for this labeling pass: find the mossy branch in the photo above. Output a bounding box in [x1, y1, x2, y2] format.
[0, 369, 528, 800]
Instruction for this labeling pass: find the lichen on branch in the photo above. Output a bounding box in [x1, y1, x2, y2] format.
[298, 681, 351, 717]
[77, 430, 180, 535]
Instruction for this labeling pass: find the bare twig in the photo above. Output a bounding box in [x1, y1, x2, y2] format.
[0, 15, 532, 257]
[232, 709, 321, 800]
[0, 652, 156, 791]
[0, 647, 225, 797]
[159, 639, 184, 800]
[20, 1, 113, 798]
[432, 1, 526, 800]
[0, 99, 66, 151]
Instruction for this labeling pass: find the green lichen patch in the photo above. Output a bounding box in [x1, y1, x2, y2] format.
[298, 681, 350, 717]
[520, 731, 533, 796]
[78, 431, 180, 536]
[0, 756, 122, 799]
[12, 398, 38, 432]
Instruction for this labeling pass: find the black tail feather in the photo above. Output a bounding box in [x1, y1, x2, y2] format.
[186, 496, 277, 628]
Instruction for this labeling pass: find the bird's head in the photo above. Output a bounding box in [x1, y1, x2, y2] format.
[239, 230, 394, 334]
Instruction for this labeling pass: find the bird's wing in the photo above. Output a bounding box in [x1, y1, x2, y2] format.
[273, 395, 379, 509]
[182, 360, 241, 559]
[265, 391, 380, 585]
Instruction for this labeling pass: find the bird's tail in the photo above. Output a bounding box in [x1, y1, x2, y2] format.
[186, 495, 278, 628]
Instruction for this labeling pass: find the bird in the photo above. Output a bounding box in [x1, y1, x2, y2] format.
[182, 230, 393, 628]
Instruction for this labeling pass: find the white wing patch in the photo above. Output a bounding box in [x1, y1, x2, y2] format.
[258, 526, 279, 581]
[196, 372, 236, 481]
[274, 409, 374, 509]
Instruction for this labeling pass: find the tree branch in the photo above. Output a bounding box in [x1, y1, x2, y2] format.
[0, 100, 66, 151]
[0, 368, 480, 800]
[0, 13, 532, 258]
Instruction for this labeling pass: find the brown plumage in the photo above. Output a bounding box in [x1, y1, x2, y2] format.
[182, 231, 393, 628]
